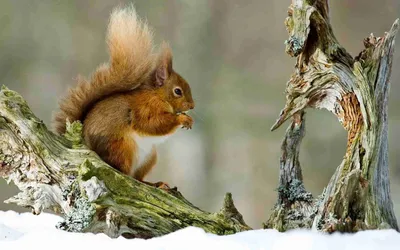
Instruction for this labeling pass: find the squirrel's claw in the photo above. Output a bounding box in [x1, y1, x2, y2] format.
[154, 181, 170, 190]
[156, 182, 178, 192]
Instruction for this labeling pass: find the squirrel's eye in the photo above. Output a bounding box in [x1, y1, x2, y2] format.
[174, 87, 182, 97]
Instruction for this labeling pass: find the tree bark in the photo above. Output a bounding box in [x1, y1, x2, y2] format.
[267, 0, 399, 232]
[0, 86, 250, 238]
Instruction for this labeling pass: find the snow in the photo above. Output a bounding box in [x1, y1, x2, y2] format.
[1, 210, 400, 250]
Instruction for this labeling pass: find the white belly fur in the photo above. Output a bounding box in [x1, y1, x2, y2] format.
[130, 133, 170, 174]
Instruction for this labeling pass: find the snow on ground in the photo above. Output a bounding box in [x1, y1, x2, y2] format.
[1, 210, 400, 250]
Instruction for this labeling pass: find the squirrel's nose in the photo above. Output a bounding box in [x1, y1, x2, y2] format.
[189, 103, 195, 110]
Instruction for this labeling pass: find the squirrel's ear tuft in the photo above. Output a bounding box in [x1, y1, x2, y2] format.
[155, 42, 173, 87]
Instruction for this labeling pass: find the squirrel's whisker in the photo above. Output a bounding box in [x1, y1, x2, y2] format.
[191, 110, 205, 122]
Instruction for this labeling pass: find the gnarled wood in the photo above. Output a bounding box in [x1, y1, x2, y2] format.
[268, 0, 399, 232]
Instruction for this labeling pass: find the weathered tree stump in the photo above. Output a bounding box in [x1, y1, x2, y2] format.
[267, 0, 399, 232]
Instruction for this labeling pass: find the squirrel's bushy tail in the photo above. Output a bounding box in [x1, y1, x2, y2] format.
[53, 5, 156, 134]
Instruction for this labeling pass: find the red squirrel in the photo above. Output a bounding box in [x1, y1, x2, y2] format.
[52, 5, 195, 189]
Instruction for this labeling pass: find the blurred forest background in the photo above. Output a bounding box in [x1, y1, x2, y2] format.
[0, 0, 400, 229]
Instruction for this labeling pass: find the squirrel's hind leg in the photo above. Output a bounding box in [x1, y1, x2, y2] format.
[104, 137, 136, 176]
[133, 146, 157, 180]
[133, 148, 174, 190]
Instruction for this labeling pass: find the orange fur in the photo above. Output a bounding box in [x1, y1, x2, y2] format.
[52, 5, 195, 185]
[108, 137, 136, 175]
[53, 4, 156, 134]
[133, 147, 157, 181]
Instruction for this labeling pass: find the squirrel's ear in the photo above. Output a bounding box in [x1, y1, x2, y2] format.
[155, 42, 173, 87]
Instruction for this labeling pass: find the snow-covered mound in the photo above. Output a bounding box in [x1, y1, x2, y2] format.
[0, 210, 399, 250]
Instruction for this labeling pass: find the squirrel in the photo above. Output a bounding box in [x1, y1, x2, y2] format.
[52, 5, 195, 189]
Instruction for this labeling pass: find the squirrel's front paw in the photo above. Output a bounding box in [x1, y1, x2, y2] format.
[177, 114, 193, 130]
